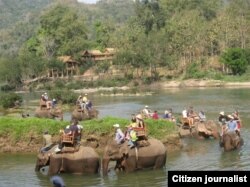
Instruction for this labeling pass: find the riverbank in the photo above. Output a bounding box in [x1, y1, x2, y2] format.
[0, 116, 182, 154]
[72, 79, 250, 94]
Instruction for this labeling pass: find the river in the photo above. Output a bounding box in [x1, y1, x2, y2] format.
[0, 87, 249, 187]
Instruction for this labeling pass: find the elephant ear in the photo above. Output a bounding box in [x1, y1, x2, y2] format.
[39, 153, 50, 165]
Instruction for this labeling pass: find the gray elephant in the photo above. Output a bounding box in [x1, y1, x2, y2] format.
[34, 107, 63, 121]
[71, 107, 99, 121]
[179, 120, 220, 139]
[102, 138, 167, 175]
[35, 144, 100, 175]
[220, 131, 243, 152]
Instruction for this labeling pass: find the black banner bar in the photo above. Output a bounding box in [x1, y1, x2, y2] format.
[168, 171, 250, 186]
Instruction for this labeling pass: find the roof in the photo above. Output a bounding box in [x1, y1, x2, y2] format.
[81, 48, 116, 56]
[57, 56, 79, 64]
[81, 50, 103, 56]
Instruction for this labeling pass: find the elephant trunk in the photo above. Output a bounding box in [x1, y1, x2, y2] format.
[213, 132, 220, 139]
[102, 157, 110, 176]
[35, 160, 40, 172]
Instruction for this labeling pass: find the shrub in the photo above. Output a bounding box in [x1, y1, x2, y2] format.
[0, 93, 22, 109]
[220, 48, 248, 75]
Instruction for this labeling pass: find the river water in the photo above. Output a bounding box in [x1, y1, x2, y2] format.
[0, 87, 250, 187]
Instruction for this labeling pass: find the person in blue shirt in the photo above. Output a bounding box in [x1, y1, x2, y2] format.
[113, 124, 125, 144]
[227, 115, 237, 132]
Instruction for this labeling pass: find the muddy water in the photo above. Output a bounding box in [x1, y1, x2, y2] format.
[0, 88, 249, 187]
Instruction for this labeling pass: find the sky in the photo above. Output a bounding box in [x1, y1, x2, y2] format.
[77, 0, 99, 4]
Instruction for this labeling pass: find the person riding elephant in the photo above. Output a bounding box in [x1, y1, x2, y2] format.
[35, 144, 100, 175]
[220, 131, 243, 152]
[35, 106, 63, 121]
[71, 107, 99, 121]
[179, 120, 220, 139]
[102, 138, 167, 175]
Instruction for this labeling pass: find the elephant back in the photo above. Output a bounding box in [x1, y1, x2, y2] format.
[34, 107, 49, 118]
[124, 138, 166, 158]
[52, 146, 99, 160]
[71, 107, 98, 121]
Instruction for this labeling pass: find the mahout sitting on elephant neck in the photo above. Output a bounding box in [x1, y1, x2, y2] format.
[35, 144, 100, 175]
[102, 137, 166, 175]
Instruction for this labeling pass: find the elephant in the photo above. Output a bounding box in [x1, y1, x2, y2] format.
[71, 107, 99, 121]
[35, 144, 100, 175]
[102, 138, 167, 175]
[179, 120, 220, 139]
[220, 131, 243, 152]
[34, 107, 63, 121]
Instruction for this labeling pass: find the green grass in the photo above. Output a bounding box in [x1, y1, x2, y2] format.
[0, 117, 68, 142]
[0, 116, 178, 142]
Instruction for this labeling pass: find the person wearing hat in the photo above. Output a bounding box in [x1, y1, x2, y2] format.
[42, 92, 53, 110]
[163, 110, 170, 119]
[113, 124, 125, 144]
[227, 115, 238, 133]
[40, 94, 47, 109]
[218, 111, 229, 125]
[142, 105, 152, 118]
[136, 114, 145, 128]
[198, 110, 206, 122]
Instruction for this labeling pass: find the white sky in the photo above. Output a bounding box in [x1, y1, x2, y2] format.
[77, 0, 99, 4]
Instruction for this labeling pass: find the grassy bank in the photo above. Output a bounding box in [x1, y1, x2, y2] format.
[0, 116, 180, 153]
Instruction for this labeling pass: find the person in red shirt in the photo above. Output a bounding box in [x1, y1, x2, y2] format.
[152, 110, 159, 120]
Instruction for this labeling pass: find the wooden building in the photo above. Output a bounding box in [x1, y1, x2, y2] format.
[48, 56, 79, 78]
[81, 48, 115, 63]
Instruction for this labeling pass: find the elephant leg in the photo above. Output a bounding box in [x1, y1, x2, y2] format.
[153, 156, 166, 170]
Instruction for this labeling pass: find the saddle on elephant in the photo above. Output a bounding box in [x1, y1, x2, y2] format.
[40, 99, 47, 110]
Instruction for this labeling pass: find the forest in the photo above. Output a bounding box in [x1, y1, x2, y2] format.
[0, 0, 249, 91]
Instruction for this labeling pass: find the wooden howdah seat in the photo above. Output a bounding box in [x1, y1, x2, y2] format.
[61, 134, 75, 146]
[182, 117, 191, 127]
[40, 99, 47, 109]
[132, 127, 146, 137]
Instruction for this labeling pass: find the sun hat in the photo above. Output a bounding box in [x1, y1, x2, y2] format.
[77, 124, 83, 129]
[145, 105, 148, 108]
[228, 115, 234, 119]
[113, 124, 120, 128]
[219, 111, 224, 115]
[136, 114, 143, 120]
[165, 110, 169, 114]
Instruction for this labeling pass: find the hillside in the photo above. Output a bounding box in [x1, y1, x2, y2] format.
[0, 0, 52, 29]
[0, 0, 134, 56]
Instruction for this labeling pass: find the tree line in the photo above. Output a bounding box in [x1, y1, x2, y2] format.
[0, 0, 249, 90]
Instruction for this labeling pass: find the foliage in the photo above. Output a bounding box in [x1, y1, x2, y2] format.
[0, 117, 67, 142]
[0, 57, 22, 87]
[185, 63, 206, 79]
[0, 93, 22, 109]
[71, 116, 177, 139]
[0, 0, 250, 86]
[49, 90, 78, 105]
[220, 48, 248, 75]
[0, 116, 178, 142]
[95, 61, 110, 74]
